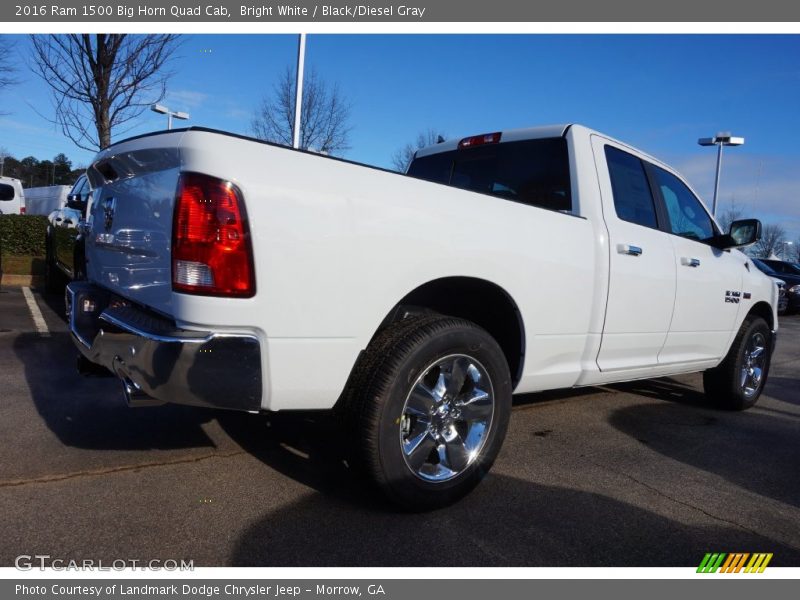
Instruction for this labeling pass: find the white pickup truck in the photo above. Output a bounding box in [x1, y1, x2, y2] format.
[67, 124, 778, 509]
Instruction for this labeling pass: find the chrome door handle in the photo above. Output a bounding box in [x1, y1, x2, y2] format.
[681, 257, 701, 267]
[617, 244, 643, 256]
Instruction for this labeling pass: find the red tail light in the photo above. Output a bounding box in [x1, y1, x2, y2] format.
[172, 173, 255, 297]
[19, 206, 26, 214]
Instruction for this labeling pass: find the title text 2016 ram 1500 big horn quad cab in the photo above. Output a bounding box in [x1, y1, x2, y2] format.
[67, 124, 778, 509]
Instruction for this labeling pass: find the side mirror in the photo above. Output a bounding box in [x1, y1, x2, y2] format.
[728, 219, 762, 248]
[0, 183, 14, 201]
[710, 218, 762, 250]
[66, 194, 86, 211]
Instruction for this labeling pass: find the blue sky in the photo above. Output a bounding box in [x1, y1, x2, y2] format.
[1, 34, 799, 242]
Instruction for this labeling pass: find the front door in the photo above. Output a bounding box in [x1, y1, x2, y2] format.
[651, 166, 745, 364]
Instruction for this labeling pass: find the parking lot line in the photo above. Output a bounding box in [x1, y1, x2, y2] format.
[21, 286, 50, 337]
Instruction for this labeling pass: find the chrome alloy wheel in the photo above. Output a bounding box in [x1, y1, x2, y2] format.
[740, 331, 767, 398]
[399, 354, 495, 482]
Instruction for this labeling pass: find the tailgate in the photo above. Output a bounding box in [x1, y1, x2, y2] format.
[85, 132, 185, 315]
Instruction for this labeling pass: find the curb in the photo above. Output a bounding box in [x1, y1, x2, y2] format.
[0, 274, 44, 287]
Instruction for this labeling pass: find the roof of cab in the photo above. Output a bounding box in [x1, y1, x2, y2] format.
[414, 124, 573, 159]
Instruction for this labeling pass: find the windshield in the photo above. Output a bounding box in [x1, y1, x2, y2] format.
[781, 262, 800, 275]
[407, 137, 572, 213]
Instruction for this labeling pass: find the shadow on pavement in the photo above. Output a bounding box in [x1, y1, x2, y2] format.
[608, 377, 800, 509]
[217, 410, 381, 508]
[35, 286, 69, 325]
[229, 469, 800, 566]
[217, 406, 800, 567]
[13, 331, 217, 450]
[763, 376, 800, 406]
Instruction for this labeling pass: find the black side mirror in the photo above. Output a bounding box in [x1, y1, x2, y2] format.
[728, 219, 762, 247]
[710, 218, 762, 250]
[66, 194, 86, 211]
[0, 183, 14, 201]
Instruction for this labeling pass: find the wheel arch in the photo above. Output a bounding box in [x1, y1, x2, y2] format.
[371, 276, 526, 388]
[747, 301, 775, 332]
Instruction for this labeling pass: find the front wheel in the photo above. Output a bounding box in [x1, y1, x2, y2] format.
[344, 315, 512, 510]
[703, 315, 772, 410]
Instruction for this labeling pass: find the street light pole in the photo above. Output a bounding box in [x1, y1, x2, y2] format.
[293, 33, 307, 150]
[151, 104, 190, 130]
[783, 241, 794, 261]
[711, 142, 723, 218]
[698, 132, 744, 217]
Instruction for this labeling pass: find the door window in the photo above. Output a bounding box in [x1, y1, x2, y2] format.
[70, 176, 87, 198]
[604, 146, 659, 229]
[653, 167, 715, 242]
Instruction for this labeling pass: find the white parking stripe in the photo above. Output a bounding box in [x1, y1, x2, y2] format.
[21, 287, 50, 337]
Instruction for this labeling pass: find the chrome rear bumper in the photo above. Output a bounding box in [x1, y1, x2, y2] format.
[66, 281, 262, 412]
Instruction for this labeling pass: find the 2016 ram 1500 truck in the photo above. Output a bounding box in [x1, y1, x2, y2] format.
[67, 124, 777, 509]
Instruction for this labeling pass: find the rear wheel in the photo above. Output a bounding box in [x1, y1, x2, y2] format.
[703, 315, 772, 410]
[343, 315, 512, 510]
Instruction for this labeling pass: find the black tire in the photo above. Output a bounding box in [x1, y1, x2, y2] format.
[703, 315, 772, 410]
[342, 315, 512, 510]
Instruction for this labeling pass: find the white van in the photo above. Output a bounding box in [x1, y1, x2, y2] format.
[0, 176, 25, 215]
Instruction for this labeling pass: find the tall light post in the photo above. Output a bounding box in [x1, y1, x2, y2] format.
[783, 240, 794, 261]
[292, 34, 307, 150]
[698, 132, 744, 217]
[151, 104, 190, 130]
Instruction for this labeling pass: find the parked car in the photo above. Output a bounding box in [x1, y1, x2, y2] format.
[45, 174, 91, 292]
[0, 176, 25, 215]
[762, 258, 800, 277]
[752, 258, 800, 314]
[67, 124, 777, 509]
[0, 179, 21, 280]
[24, 184, 71, 216]
[773, 279, 789, 315]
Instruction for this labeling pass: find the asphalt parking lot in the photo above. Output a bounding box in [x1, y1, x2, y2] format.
[0, 284, 799, 567]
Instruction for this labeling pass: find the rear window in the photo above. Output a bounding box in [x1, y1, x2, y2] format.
[406, 138, 572, 212]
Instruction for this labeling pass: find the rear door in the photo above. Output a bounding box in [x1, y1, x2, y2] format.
[592, 137, 677, 371]
[652, 167, 745, 364]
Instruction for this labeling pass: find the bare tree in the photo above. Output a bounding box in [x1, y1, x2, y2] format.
[30, 34, 179, 151]
[0, 147, 9, 177]
[251, 67, 352, 155]
[0, 39, 19, 114]
[391, 129, 447, 172]
[716, 196, 744, 233]
[754, 223, 786, 258]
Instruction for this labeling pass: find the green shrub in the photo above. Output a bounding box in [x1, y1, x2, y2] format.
[0, 214, 48, 256]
